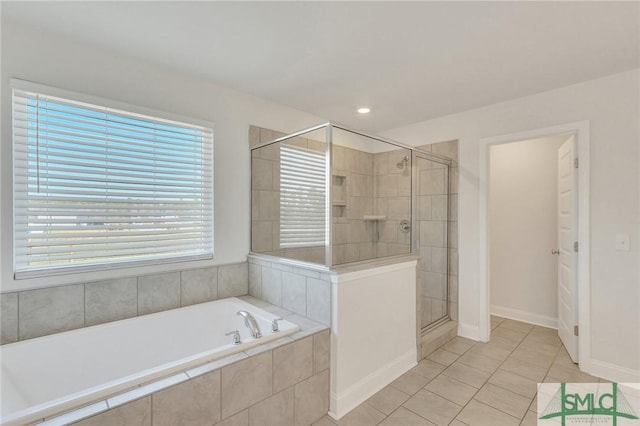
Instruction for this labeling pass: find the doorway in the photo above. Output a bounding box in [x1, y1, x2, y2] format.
[478, 121, 591, 370]
[488, 134, 578, 359]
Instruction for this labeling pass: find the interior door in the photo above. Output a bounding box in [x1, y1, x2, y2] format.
[557, 135, 579, 362]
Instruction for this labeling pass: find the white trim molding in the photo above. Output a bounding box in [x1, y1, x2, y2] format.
[479, 121, 591, 370]
[490, 305, 558, 329]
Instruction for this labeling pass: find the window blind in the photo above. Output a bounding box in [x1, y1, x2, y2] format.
[12, 84, 214, 278]
[279, 144, 326, 248]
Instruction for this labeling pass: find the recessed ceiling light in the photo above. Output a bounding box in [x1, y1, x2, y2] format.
[357, 107, 371, 114]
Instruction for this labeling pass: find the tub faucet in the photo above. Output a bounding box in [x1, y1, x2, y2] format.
[237, 310, 262, 338]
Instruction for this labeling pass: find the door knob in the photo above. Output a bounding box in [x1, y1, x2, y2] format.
[551, 249, 560, 255]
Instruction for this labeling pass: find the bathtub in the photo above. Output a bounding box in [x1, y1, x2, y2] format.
[1, 297, 298, 425]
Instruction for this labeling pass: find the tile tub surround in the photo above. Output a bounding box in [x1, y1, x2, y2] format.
[248, 255, 331, 326]
[6, 299, 330, 426]
[0, 262, 248, 344]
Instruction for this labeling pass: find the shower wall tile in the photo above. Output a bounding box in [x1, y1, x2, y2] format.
[138, 272, 181, 315]
[388, 243, 410, 256]
[252, 222, 273, 252]
[0, 293, 18, 344]
[398, 174, 411, 196]
[249, 125, 260, 148]
[431, 195, 448, 220]
[388, 197, 411, 219]
[431, 247, 448, 274]
[180, 267, 218, 307]
[218, 263, 249, 299]
[19, 284, 85, 340]
[420, 221, 446, 247]
[419, 169, 446, 195]
[418, 196, 432, 220]
[282, 271, 307, 316]
[431, 140, 458, 160]
[344, 243, 360, 263]
[85, 277, 138, 326]
[258, 190, 279, 221]
[251, 158, 273, 191]
[376, 175, 398, 197]
[374, 152, 388, 175]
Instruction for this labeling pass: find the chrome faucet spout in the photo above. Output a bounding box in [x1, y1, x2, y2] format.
[237, 310, 262, 339]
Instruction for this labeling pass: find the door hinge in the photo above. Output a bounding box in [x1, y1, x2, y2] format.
[574, 325, 579, 336]
[574, 158, 579, 168]
[574, 241, 579, 252]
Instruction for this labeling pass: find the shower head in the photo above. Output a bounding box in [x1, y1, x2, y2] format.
[396, 156, 409, 169]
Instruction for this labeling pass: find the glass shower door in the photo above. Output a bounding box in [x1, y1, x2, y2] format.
[415, 155, 450, 330]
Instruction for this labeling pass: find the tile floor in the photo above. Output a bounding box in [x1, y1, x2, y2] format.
[313, 316, 604, 426]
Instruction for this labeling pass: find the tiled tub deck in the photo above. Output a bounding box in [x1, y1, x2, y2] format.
[15, 297, 330, 426]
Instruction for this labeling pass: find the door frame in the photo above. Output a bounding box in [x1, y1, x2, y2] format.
[478, 121, 591, 370]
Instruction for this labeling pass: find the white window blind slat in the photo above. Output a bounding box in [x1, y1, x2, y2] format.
[279, 145, 326, 249]
[13, 84, 214, 278]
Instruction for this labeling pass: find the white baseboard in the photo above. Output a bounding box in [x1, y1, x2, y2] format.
[457, 322, 480, 341]
[588, 359, 640, 383]
[328, 349, 416, 420]
[490, 305, 558, 329]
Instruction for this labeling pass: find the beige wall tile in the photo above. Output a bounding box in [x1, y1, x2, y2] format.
[281, 271, 306, 316]
[221, 351, 273, 418]
[73, 397, 151, 426]
[152, 371, 221, 426]
[138, 272, 180, 316]
[258, 190, 279, 221]
[273, 336, 313, 393]
[251, 158, 273, 191]
[306, 278, 330, 325]
[1, 293, 18, 344]
[249, 387, 294, 426]
[252, 221, 273, 252]
[85, 278, 137, 326]
[313, 329, 330, 374]
[294, 370, 330, 426]
[248, 263, 262, 298]
[218, 410, 248, 426]
[218, 263, 248, 299]
[261, 267, 283, 306]
[19, 284, 84, 340]
[180, 267, 218, 307]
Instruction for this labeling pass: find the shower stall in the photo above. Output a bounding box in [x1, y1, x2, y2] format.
[250, 122, 454, 333]
[249, 122, 456, 418]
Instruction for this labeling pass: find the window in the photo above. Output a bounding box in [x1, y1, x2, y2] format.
[12, 80, 214, 278]
[279, 144, 326, 248]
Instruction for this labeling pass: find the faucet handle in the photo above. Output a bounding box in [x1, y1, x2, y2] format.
[225, 330, 241, 345]
[271, 318, 283, 333]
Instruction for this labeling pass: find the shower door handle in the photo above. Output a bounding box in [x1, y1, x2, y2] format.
[551, 249, 560, 255]
[399, 220, 410, 233]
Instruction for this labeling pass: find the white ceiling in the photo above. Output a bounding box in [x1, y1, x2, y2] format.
[3, 1, 639, 132]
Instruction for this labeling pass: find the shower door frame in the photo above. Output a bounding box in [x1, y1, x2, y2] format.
[412, 151, 453, 332]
